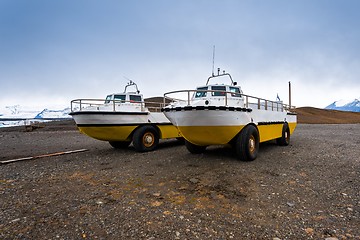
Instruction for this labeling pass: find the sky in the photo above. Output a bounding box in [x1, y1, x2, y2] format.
[0, 0, 359, 109]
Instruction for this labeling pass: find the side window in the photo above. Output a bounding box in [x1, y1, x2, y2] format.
[195, 87, 208, 98]
[229, 87, 241, 97]
[211, 86, 226, 96]
[130, 95, 142, 102]
[105, 95, 112, 103]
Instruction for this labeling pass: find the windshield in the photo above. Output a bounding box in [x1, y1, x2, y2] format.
[194, 87, 208, 98]
[130, 95, 142, 102]
[211, 86, 226, 96]
[229, 87, 241, 97]
[114, 95, 126, 102]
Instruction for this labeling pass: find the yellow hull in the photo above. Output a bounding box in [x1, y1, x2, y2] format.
[78, 126, 136, 141]
[178, 125, 244, 145]
[288, 122, 297, 135]
[257, 122, 296, 142]
[177, 122, 297, 146]
[78, 124, 181, 142]
[157, 124, 182, 139]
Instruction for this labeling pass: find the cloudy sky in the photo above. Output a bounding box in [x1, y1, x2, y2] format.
[0, 0, 359, 109]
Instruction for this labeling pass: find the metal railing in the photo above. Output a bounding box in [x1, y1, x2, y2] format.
[163, 90, 295, 112]
[70, 99, 166, 113]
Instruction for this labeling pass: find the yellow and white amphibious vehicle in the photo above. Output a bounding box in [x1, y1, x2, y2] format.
[70, 81, 181, 152]
[162, 69, 297, 161]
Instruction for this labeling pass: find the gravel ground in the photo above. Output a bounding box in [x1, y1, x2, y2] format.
[0, 124, 359, 239]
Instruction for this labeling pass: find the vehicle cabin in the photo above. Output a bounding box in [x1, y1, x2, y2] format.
[194, 85, 242, 99]
[104, 93, 143, 104]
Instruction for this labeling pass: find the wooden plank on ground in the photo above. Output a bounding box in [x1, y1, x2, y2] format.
[0, 149, 89, 164]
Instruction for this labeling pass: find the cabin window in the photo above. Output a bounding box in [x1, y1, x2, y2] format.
[194, 87, 208, 98]
[114, 95, 126, 102]
[211, 86, 226, 96]
[105, 95, 112, 103]
[229, 87, 241, 97]
[130, 95, 142, 102]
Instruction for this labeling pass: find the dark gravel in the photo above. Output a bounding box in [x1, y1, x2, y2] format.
[0, 124, 359, 239]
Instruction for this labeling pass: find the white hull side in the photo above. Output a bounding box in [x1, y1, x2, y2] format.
[72, 112, 171, 125]
[164, 108, 291, 127]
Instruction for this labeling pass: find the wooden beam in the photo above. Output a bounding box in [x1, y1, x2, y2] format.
[1, 149, 88, 164]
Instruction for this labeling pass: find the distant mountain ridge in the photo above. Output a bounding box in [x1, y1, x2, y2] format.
[0, 105, 71, 119]
[325, 98, 360, 112]
[0, 105, 71, 128]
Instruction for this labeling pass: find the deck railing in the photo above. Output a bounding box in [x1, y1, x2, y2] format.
[163, 90, 295, 112]
[70, 99, 166, 113]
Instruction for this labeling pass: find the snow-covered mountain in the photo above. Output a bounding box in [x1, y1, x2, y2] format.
[325, 98, 360, 112]
[0, 105, 71, 128]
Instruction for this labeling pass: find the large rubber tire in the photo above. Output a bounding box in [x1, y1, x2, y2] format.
[276, 123, 290, 146]
[109, 141, 131, 149]
[234, 125, 259, 161]
[185, 140, 206, 154]
[132, 125, 159, 152]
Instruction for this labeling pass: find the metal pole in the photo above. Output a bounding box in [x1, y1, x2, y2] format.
[289, 81, 292, 109]
[212, 45, 215, 76]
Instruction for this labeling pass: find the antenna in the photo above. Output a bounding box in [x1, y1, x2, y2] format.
[123, 76, 133, 84]
[212, 45, 215, 76]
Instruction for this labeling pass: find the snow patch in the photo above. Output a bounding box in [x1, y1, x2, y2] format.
[334, 99, 352, 107]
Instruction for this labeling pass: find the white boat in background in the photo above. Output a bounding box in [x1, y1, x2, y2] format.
[162, 69, 297, 161]
[70, 81, 181, 152]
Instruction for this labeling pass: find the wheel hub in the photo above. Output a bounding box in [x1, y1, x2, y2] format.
[249, 135, 256, 154]
[143, 133, 155, 147]
[285, 130, 290, 144]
